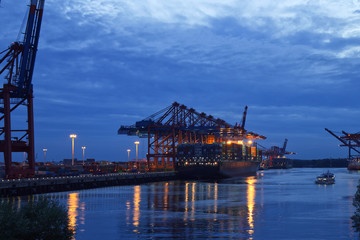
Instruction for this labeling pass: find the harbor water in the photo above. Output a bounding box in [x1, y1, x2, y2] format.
[20, 168, 360, 239]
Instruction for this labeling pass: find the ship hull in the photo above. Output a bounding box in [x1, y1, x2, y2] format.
[348, 159, 360, 170]
[176, 160, 260, 179]
[268, 158, 293, 169]
[176, 142, 261, 179]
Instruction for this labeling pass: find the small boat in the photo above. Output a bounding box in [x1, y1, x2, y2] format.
[315, 170, 335, 185]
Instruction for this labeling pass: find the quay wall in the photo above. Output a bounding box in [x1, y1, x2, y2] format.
[0, 172, 177, 197]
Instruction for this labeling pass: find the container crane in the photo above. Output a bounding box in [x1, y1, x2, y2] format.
[241, 105, 248, 131]
[259, 139, 295, 169]
[0, 0, 45, 178]
[325, 128, 360, 159]
[119, 102, 266, 171]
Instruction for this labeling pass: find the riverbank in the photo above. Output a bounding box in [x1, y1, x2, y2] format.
[0, 172, 177, 197]
[292, 158, 347, 168]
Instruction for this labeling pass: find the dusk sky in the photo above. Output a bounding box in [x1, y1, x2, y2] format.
[1, 0, 360, 162]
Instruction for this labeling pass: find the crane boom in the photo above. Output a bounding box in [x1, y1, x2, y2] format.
[17, 0, 45, 96]
[0, 0, 46, 178]
[325, 128, 360, 155]
[281, 138, 288, 153]
[342, 130, 360, 146]
[241, 106, 248, 130]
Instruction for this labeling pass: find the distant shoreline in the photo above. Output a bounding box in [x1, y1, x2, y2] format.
[291, 158, 348, 168]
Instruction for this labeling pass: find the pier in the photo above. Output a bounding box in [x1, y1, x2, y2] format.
[0, 172, 177, 197]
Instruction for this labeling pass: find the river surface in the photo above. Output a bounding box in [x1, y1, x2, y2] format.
[27, 168, 360, 239]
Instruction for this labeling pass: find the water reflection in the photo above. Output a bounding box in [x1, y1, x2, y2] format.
[132, 185, 141, 228]
[126, 200, 131, 223]
[163, 182, 168, 210]
[125, 179, 260, 239]
[184, 182, 189, 221]
[79, 201, 86, 228]
[67, 193, 79, 237]
[0, 180, 258, 239]
[43, 191, 86, 235]
[246, 177, 256, 238]
[2, 168, 357, 239]
[191, 182, 196, 221]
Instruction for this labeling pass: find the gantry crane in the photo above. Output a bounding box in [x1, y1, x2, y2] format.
[325, 128, 360, 160]
[0, 0, 45, 178]
[119, 102, 266, 171]
[261, 139, 290, 157]
[259, 139, 295, 168]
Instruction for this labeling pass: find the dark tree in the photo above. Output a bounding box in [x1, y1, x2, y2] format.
[352, 181, 360, 233]
[0, 197, 74, 240]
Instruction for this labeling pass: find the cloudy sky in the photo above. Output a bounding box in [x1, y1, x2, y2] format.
[1, 0, 360, 162]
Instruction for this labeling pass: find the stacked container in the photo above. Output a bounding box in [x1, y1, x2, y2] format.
[222, 143, 243, 161]
[177, 142, 258, 165]
[177, 143, 222, 165]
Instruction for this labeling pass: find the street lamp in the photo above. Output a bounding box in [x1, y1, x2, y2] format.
[43, 149, 47, 165]
[134, 141, 140, 170]
[127, 149, 131, 170]
[134, 141, 140, 160]
[70, 134, 77, 166]
[82, 146, 86, 166]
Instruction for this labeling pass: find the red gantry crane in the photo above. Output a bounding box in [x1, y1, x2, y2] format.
[259, 139, 295, 169]
[0, 0, 45, 178]
[119, 102, 266, 171]
[325, 128, 360, 160]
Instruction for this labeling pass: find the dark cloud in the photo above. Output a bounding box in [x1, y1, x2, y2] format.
[1, 1, 360, 161]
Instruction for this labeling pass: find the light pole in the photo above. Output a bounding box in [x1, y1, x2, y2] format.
[43, 149, 47, 165]
[134, 141, 140, 170]
[127, 149, 131, 171]
[82, 146, 86, 166]
[70, 134, 77, 166]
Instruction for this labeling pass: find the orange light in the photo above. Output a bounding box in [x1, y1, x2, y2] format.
[67, 193, 79, 234]
[133, 185, 141, 227]
[227, 140, 232, 145]
[246, 177, 256, 235]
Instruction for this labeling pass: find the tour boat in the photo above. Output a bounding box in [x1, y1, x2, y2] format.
[315, 171, 335, 185]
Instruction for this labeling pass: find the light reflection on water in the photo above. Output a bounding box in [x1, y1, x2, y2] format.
[132, 185, 141, 229]
[3, 168, 359, 239]
[246, 177, 256, 238]
[67, 193, 79, 237]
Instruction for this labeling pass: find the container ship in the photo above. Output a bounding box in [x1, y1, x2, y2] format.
[267, 157, 293, 169]
[347, 158, 360, 170]
[175, 142, 261, 179]
[259, 139, 294, 170]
